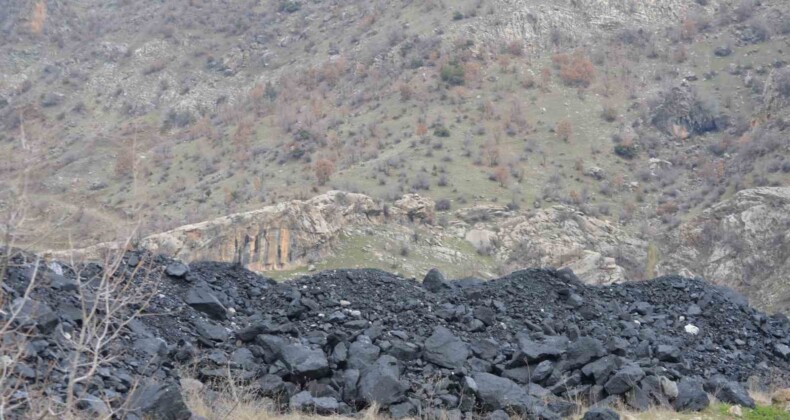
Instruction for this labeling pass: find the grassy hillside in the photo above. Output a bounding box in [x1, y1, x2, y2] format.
[0, 0, 788, 251]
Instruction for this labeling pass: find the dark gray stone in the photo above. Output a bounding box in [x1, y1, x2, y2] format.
[423, 326, 469, 369]
[358, 356, 408, 407]
[582, 355, 622, 385]
[290, 391, 339, 414]
[194, 319, 227, 342]
[566, 337, 605, 369]
[258, 374, 286, 397]
[673, 378, 710, 412]
[348, 340, 381, 370]
[474, 307, 497, 326]
[389, 401, 417, 419]
[471, 338, 499, 360]
[423, 268, 450, 293]
[516, 333, 569, 362]
[185, 283, 226, 320]
[11, 298, 59, 334]
[656, 345, 681, 363]
[387, 340, 420, 362]
[604, 365, 645, 395]
[280, 344, 330, 379]
[582, 407, 619, 420]
[704, 375, 755, 408]
[127, 381, 191, 420]
[165, 262, 189, 278]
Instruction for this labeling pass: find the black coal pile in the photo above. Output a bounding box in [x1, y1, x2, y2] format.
[2, 250, 789, 420]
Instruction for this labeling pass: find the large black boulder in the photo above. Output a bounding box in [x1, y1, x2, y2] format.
[358, 356, 408, 407]
[126, 381, 192, 420]
[280, 344, 330, 380]
[423, 326, 469, 369]
[703, 376, 755, 408]
[673, 378, 710, 412]
[423, 268, 450, 293]
[582, 407, 619, 420]
[566, 337, 606, 369]
[185, 282, 226, 320]
[603, 364, 645, 395]
[471, 372, 558, 418]
[516, 333, 569, 363]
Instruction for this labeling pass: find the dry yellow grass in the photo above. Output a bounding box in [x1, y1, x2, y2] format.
[181, 378, 789, 420]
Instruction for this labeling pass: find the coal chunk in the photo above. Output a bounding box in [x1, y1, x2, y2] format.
[358, 356, 408, 407]
[423, 326, 469, 369]
[582, 407, 619, 420]
[673, 378, 710, 412]
[280, 344, 330, 380]
[704, 376, 755, 408]
[185, 283, 226, 320]
[126, 381, 191, 420]
[165, 262, 189, 278]
[423, 268, 450, 293]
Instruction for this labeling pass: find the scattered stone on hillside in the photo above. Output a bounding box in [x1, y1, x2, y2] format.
[714, 45, 733, 57]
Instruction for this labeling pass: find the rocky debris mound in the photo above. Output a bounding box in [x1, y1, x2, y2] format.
[2, 249, 789, 419]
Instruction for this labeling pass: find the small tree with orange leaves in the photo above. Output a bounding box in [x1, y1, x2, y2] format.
[559, 53, 596, 87]
[540, 67, 552, 92]
[29, 1, 46, 35]
[314, 158, 335, 185]
[493, 166, 510, 187]
[556, 119, 573, 142]
[415, 122, 428, 138]
[114, 147, 135, 179]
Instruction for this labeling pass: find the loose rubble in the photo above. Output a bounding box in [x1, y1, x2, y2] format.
[1, 249, 789, 419]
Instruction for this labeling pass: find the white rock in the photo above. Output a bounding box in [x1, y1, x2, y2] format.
[660, 377, 679, 399]
[49, 262, 63, 275]
[340, 300, 351, 306]
[684, 324, 700, 335]
[728, 405, 743, 417]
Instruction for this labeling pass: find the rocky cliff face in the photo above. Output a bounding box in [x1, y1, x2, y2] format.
[453, 204, 647, 285]
[471, 0, 721, 49]
[51, 187, 790, 313]
[660, 187, 790, 312]
[51, 191, 435, 272]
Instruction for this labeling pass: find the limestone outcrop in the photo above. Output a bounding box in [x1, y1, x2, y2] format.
[49, 191, 434, 272]
[453, 204, 647, 285]
[659, 187, 790, 312]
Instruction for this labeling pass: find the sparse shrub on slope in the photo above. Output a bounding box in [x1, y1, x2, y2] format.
[440, 61, 465, 86]
[650, 84, 722, 137]
[558, 52, 596, 87]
